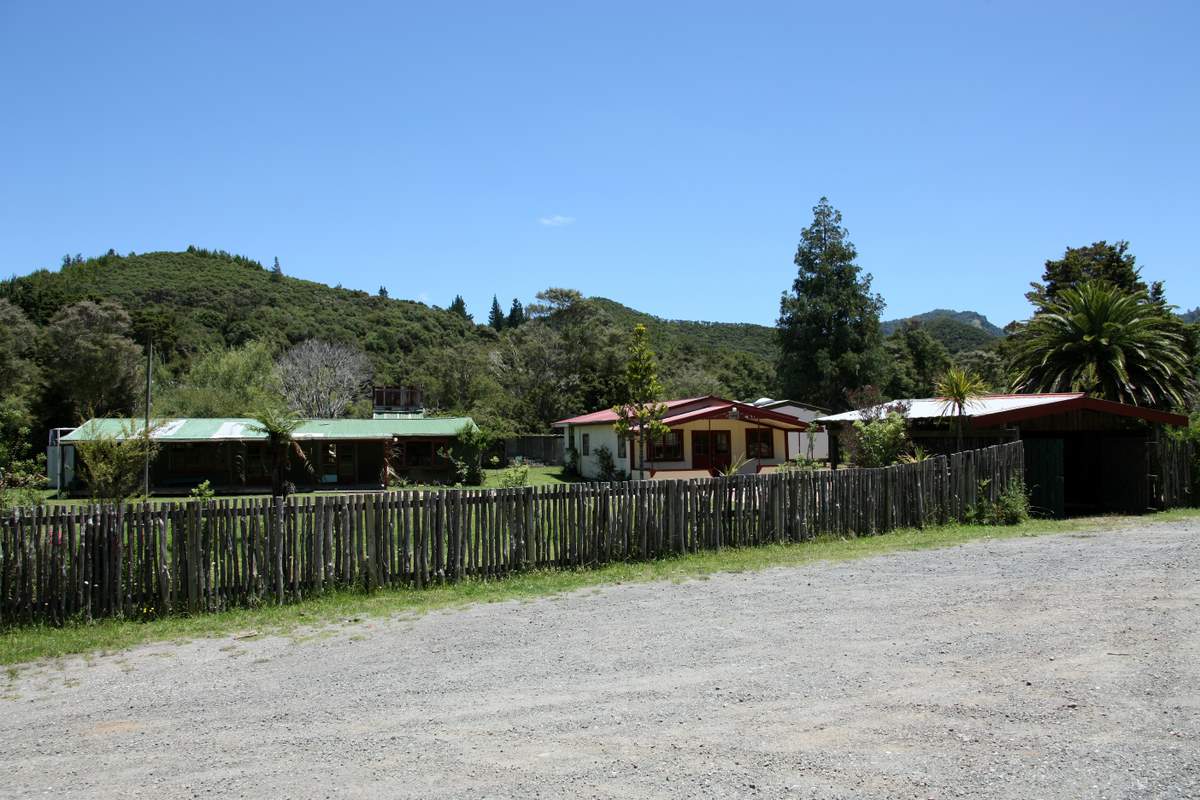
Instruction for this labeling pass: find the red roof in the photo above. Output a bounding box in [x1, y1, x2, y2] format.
[662, 402, 808, 429]
[553, 397, 808, 430]
[553, 396, 718, 426]
[969, 394, 1189, 428]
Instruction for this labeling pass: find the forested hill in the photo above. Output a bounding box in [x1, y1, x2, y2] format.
[0, 250, 788, 434]
[881, 309, 1003, 353]
[0, 250, 782, 376]
[589, 297, 777, 362]
[1, 248, 478, 385]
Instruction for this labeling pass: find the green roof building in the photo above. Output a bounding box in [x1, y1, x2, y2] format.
[60, 416, 477, 494]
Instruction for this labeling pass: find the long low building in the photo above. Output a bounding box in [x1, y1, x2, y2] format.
[58, 416, 476, 494]
[816, 393, 1189, 516]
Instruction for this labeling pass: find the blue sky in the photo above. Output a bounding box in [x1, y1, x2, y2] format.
[2, 1, 1197, 327]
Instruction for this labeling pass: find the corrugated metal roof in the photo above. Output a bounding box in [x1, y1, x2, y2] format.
[815, 394, 1084, 424]
[750, 397, 831, 414]
[816, 393, 1189, 428]
[61, 416, 476, 443]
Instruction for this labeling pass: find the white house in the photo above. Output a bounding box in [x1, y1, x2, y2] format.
[748, 398, 830, 461]
[553, 396, 809, 480]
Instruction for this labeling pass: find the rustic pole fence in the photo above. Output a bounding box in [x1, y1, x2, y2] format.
[0, 440, 1121, 627]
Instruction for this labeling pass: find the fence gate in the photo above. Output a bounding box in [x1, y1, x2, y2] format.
[1023, 438, 1064, 517]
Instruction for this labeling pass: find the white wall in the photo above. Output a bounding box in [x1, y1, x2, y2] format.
[564, 421, 799, 479]
[561, 424, 633, 479]
[763, 404, 829, 460]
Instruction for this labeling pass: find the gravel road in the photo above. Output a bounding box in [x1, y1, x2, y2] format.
[3, 519, 1198, 799]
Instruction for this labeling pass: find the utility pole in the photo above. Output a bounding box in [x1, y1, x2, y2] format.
[144, 336, 152, 497]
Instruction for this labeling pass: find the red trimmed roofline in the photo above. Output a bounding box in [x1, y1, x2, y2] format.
[970, 395, 1188, 428]
[663, 401, 810, 430]
[553, 395, 729, 427]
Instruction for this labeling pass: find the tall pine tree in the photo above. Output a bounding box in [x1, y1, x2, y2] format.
[777, 198, 886, 411]
[506, 298, 526, 328]
[448, 294, 472, 322]
[488, 295, 506, 331]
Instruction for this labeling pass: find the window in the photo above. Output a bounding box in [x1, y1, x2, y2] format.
[406, 441, 434, 467]
[746, 428, 774, 459]
[649, 430, 684, 462]
[582, 433, 590, 456]
[617, 436, 626, 459]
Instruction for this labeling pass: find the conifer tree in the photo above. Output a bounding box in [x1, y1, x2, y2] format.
[777, 197, 886, 411]
[506, 298, 526, 328]
[448, 294, 472, 322]
[488, 295, 506, 331]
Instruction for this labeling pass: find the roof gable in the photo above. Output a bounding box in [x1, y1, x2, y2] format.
[553, 396, 725, 426]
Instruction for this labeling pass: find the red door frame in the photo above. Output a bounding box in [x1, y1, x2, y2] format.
[692, 430, 731, 473]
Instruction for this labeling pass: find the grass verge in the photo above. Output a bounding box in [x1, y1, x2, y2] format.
[3, 509, 1197, 667]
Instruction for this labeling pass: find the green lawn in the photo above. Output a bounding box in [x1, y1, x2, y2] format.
[28, 466, 576, 509]
[4, 508, 1195, 668]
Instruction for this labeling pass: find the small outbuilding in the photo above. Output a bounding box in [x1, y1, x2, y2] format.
[816, 393, 1190, 516]
[59, 416, 477, 494]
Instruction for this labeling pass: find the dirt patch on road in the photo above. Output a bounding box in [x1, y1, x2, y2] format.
[3, 520, 1198, 799]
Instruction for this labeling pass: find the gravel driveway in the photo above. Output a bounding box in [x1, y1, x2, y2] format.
[3, 519, 1198, 799]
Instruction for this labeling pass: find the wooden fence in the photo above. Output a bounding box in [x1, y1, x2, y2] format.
[1153, 438, 1195, 510]
[1, 442, 1025, 626]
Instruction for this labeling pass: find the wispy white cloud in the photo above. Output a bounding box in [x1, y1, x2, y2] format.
[538, 214, 575, 227]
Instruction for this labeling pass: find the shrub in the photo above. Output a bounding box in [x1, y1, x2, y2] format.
[0, 485, 42, 512]
[594, 445, 626, 481]
[75, 420, 159, 502]
[497, 463, 529, 488]
[440, 423, 493, 486]
[189, 480, 216, 501]
[897, 445, 931, 464]
[778, 457, 821, 473]
[847, 411, 910, 468]
[564, 446, 580, 477]
[967, 478, 1030, 526]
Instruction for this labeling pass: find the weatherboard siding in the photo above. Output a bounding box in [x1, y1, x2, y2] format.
[565, 420, 790, 478]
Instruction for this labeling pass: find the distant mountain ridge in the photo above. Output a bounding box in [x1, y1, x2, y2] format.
[881, 309, 1004, 337]
[880, 309, 1004, 355]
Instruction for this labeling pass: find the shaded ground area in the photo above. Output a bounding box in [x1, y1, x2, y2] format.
[3, 520, 1198, 799]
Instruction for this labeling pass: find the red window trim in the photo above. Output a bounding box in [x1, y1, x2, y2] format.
[746, 428, 774, 459]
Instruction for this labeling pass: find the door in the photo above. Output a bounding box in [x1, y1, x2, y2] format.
[692, 431, 731, 473]
[1023, 437, 1064, 517]
[337, 443, 357, 483]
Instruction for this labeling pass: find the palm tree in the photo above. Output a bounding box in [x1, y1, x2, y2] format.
[251, 407, 312, 497]
[936, 367, 988, 452]
[1007, 281, 1194, 409]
